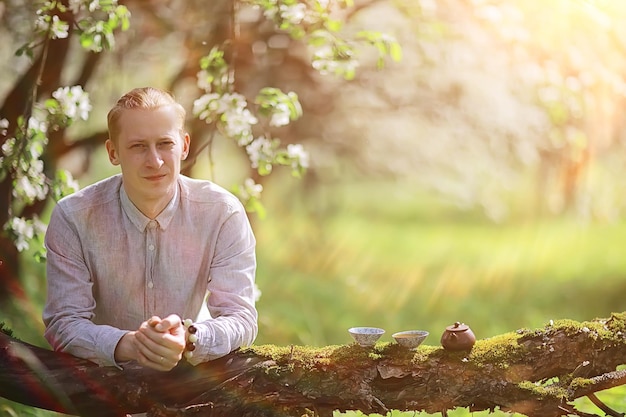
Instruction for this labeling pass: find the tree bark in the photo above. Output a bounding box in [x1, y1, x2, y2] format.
[2, 313, 626, 417]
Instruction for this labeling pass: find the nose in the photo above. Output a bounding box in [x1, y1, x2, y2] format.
[145, 145, 164, 168]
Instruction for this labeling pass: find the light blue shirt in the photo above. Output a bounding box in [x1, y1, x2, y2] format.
[43, 174, 258, 367]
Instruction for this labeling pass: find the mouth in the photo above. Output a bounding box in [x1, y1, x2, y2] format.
[144, 174, 167, 182]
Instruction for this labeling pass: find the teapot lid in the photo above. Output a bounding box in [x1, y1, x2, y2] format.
[446, 322, 470, 332]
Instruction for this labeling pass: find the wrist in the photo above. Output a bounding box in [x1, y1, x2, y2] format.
[114, 331, 137, 363]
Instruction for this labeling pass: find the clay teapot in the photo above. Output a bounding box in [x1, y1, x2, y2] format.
[440, 322, 476, 351]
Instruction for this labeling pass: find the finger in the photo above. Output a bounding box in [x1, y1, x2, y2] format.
[147, 316, 161, 327]
[135, 349, 177, 372]
[155, 314, 182, 333]
[138, 324, 184, 347]
[135, 328, 185, 359]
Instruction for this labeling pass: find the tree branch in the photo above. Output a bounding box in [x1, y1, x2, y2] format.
[2, 314, 625, 417]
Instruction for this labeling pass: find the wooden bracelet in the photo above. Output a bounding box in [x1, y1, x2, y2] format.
[183, 319, 197, 359]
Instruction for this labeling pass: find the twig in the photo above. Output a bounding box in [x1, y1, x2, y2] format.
[587, 393, 625, 417]
[558, 404, 599, 416]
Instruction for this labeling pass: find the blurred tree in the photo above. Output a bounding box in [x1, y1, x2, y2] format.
[319, 0, 626, 220]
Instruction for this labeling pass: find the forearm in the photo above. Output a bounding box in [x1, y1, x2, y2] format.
[43, 314, 127, 366]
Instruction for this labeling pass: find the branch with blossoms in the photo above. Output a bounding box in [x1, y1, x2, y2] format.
[0, 86, 91, 259]
[193, 55, 308, 216]
[1, 0, 129, 257]
[193, 0, 401, 215]
[16, 0, 130, 57]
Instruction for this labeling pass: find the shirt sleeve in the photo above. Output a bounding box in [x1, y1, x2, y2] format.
[42, 204, 127, 367]
[187, 201, 259, 365]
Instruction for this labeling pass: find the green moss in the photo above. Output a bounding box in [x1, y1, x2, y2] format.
[605, 312, 626, 333]
[469, 331, 524, 367]
[516, 313, 626, 345]
[245, 312, 626, 373]
[518, 380, 567, 400]
[409, 345, 439, 364]
[569, 377, 594, 391]
[246, 343, 385, 370]
[549, 314, 626, 341]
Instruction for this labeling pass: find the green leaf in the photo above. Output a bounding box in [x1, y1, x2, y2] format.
[326, 19, 342, 32]
[117, 6, 131, 31]
[258, 163, 273, 176]
[80, 34, 94, 49]
[246, 198, 266, 219]
[389, 41, 402, 61]
[15, 42, 31, 57]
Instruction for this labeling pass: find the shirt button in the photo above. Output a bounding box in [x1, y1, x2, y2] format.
[148, 282, 154, 289]
[148, 244, 155, 251]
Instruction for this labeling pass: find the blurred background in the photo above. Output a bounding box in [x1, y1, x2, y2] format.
[1, 0, 626, 416]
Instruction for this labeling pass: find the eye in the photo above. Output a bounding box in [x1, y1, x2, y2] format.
[159, 140, 175, 148]
[130, 143, 146, 149]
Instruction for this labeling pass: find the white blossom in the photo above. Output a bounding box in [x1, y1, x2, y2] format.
[36, 14, 69, 39]
[312, 45, 359, 76]
[52, 85, 92, 121]
[193, 93, 222, 121]
[8, 217, 33, 252]
[240, 178, 263, 201]
[0, 118, 8, 136]
[269, 102, 291, 127]
[27, 159, 45, 178]
[195, 93, 258, 145]
[28, 115, 48, 135]
[196, 70, 213, 92]
[6, 216, 47, 252]
[88, 0, 102, 12]
[225, 110, 257, 146]
[14, 172, 49, 202]
[68, 0, 104, 14]
[279, 3, 307, 25]
[1, 137, 15, 158]
[246, 136, 274, 168]
[29, 140, 45, 159]
[287, 143, 309, 168]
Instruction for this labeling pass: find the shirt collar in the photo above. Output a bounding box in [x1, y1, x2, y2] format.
[120, 181, 180, 232]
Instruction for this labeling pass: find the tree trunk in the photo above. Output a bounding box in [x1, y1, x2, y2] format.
[2, 313, 626, 417]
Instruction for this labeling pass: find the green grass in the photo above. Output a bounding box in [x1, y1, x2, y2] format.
[254, 179, 626, 348]
[2, 178, 626, 417]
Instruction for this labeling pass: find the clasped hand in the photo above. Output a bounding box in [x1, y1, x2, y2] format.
[115, 314, 186, 371]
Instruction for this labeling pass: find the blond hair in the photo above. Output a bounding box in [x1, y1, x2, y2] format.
[107, 87, 186, 143]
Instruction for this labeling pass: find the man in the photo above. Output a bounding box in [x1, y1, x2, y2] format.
[43, 87, 258, 371]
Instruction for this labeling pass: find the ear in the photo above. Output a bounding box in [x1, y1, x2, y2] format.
[181, 132, 190, 160]
[105, 139, 120, 166]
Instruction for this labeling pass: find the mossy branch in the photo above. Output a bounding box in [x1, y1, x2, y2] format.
[1, 313, 626, 417]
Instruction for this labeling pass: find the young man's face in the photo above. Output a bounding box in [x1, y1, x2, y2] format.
[105, 105, 190, 214]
